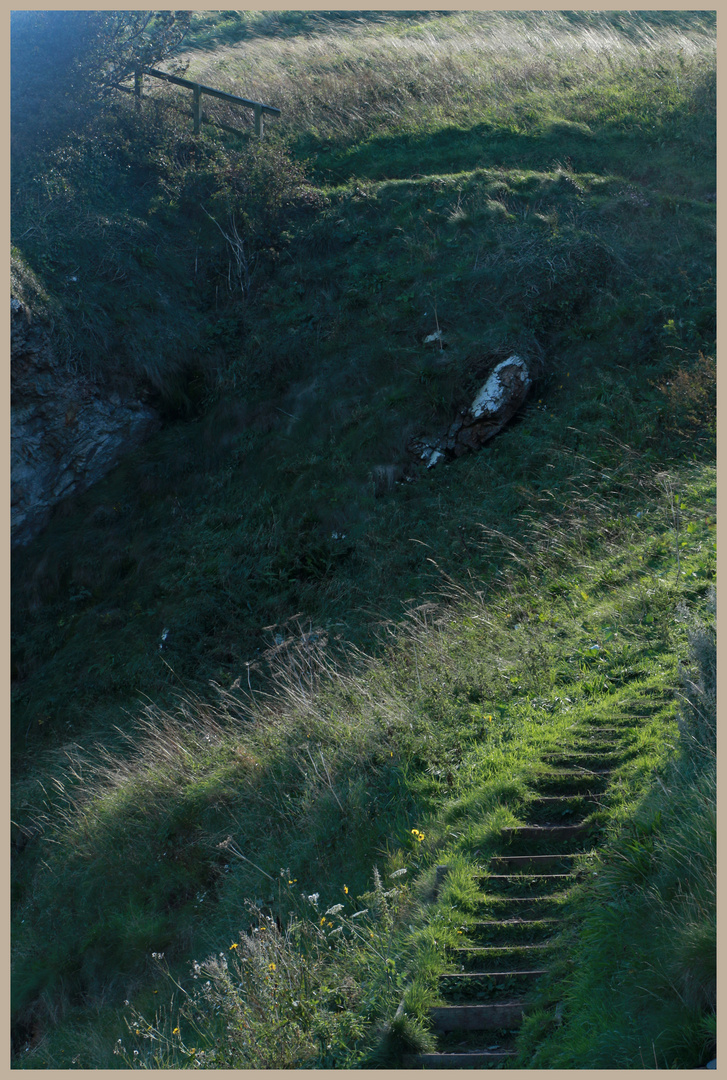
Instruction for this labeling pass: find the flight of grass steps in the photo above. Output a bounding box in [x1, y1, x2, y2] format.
[405, 701, 651, 1068]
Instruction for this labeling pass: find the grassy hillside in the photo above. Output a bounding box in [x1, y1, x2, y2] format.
[11, 11, 715, 1069]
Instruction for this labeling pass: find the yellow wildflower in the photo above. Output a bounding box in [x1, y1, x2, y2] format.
[343, 885, 349, 894]
[173, 1028, 180, 1036]
[229, 942, 239, 950]
[268, 963, 276, 971]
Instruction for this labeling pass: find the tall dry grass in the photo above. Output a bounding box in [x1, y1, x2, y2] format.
[177, 12, 715, 142]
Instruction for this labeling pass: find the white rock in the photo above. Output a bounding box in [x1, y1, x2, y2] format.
[470, 355, 530, 419]
[425, 449, 445, 469]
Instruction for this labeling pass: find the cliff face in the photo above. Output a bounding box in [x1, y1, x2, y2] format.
[11, 298, 160, 548]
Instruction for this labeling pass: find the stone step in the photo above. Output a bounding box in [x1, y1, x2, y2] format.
[430, 1001, 525, 1031]
[403, 1049, 517, 1068]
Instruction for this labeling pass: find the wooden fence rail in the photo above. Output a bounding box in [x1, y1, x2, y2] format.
[130, 66, 280, 137]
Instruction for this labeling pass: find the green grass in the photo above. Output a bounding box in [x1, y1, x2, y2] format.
[12, 457, 716, 1067]
[11, 10, 715, 1069]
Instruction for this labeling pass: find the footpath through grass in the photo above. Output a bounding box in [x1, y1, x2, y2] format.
[12, 456, 716, 1068]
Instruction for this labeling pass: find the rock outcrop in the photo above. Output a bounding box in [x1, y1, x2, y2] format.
[409, 355, 532, 468]
[11, 298, 160, 547]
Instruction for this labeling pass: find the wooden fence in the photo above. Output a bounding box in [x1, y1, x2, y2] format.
[129, 66, 280, 137]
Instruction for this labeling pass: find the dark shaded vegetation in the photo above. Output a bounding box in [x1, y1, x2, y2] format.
[11, 10, 715, 1069]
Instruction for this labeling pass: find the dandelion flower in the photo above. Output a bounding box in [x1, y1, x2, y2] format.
[268, 963, 276, 971]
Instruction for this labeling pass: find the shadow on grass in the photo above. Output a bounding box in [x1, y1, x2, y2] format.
[301, 120, 712, 195]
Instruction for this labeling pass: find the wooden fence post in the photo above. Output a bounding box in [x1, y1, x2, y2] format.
[193, 84, 202, 134]
[127, 67, 279, 138]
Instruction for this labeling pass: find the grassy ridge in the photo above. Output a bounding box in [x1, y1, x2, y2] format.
[11, 11, 715, 1069]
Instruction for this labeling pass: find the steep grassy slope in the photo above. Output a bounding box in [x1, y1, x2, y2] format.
[11, 11, 715, 1069]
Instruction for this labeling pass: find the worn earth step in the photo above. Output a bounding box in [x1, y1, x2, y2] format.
[403, 1049, 517, 1068]
[569, 732, 631, 743]
[542, 754, 623, 769]
[471, 917, 560, 930]
[523, 795, 605, 820]
[468, 920, 559, 945]
[500, 823, 590, 842]
[530, 770, 611, 793]
[526, 793, 606, 805]
[582, 727, 638, 738]
[491, 852, 579, 870]
[453, 943, 554, 965]
[562, 724, 631, 735]
[541, 743, 622, 756]
[541, 757, 623, 772]
[567, 733, 628, 743]
[479, 894, 568, 916]
[439, 969, 547, 986]
[482, 873, 579, 897]
[431, 1001, 526, 1031]
[535, 766, 612, 776]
